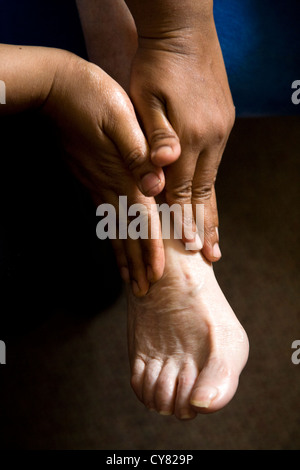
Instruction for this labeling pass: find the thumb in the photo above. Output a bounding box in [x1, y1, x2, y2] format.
[109, 99, 166, 197]
[133, 95, 181, 167]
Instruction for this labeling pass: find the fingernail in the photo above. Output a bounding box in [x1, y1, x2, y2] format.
[183, 226, 196, 241]
[213, 242, 222, 259]
[141, 172, 161, 195]
[195, 233, 203, 249]
[185, 233, 203, 251]
[120, 267, 130, 283]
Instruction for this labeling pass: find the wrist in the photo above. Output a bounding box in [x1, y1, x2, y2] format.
[41, 50, 83, 121]
[125, 0, 214, 39]
[0, 45, 64, 114]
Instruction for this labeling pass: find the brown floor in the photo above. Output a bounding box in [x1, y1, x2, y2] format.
[0, 116, 299, 450]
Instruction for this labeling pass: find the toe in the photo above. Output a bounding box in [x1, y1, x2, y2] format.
[174, 360, 198, 420]
[142, 358, 164, 411]
[190, 355, 239, 413]
[130, 357, 146, 403]
[154, 359, 179, 416]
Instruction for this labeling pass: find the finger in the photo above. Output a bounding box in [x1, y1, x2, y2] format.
[95, 188, 148, 295]
[123, 237, 150, 297]
[125, 192, 165, 286]
[199, 186, 221, 262]
[106, 97, 165, 197]
[98, 186, 165, 294]
[110, 238, 130, 283]
[163, 150, 202, 250]
[131, 93, 181, 167]
[191, 141, 225, 261]
[92, 191, 133, 279]
[140, 226, 165, 284]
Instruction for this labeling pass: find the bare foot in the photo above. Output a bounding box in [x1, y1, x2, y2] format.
[127, 233, 249, 419]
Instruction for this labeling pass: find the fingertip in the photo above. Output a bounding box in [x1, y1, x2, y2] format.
[140, 170, 165, 197]
[184, 233, 203, 252]
[201, 225, 221, 262]
[147, 262, 164, 284]
[212, 242, 222, 259]
[202, 241, 222, 263]
[120, 266, 130, 283]
[131, 279, 149, 297]
[151, 143, 181, 166]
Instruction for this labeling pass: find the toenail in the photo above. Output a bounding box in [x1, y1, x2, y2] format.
[190, 400, 211, 408]
[190, 387, 218, 409]
[159, 410, 173, 416]
[180, 414, 194, 420]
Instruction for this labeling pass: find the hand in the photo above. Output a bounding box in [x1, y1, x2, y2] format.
[128, 21, 235, 261]
[44, 51, 166, 295]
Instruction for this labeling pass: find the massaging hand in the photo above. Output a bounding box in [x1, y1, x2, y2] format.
[126, 0, 236, 261]
[0, 44, 165, 296]
[45, 52, 167, 296]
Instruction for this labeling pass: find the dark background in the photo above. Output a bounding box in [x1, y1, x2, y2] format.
[0, 0, 299, 450]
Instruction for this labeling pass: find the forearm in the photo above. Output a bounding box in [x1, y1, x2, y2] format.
[124, 0, 214, 37]
[0, 44, 64, 115]
[76, 0, 137, 91]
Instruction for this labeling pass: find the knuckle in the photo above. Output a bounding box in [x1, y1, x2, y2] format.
[192, 168, 216, 202]
[211, 106, 236, 146]
[150, 128, 179, 147]
[213, 116, 229, 145]
[123, 148, 146, 172]
[192, 183, 213, 201]
[166, 179, 193, 202]
[181, 126, 204, 150]
[228, 103, 236, 128]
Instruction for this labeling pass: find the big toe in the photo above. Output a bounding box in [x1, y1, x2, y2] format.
[190, 353, 247, 414]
